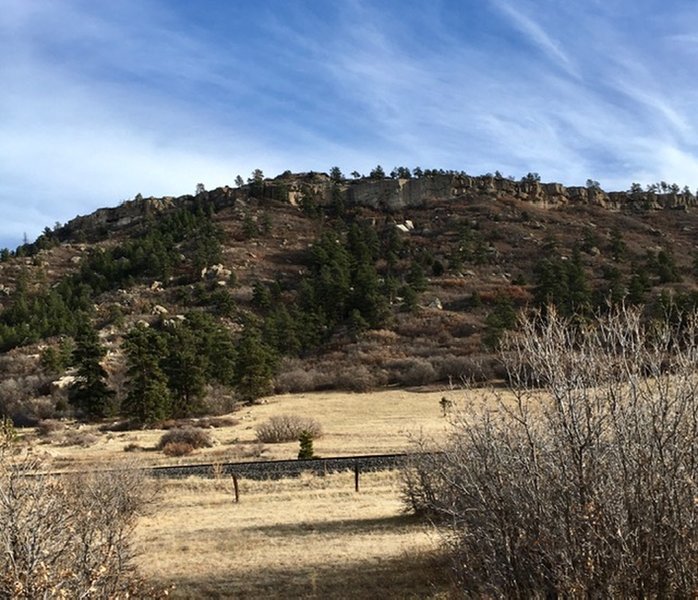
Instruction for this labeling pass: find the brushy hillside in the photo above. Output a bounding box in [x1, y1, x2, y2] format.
[1, 169, 697, 425]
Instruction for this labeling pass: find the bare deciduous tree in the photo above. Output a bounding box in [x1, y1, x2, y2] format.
[404, 306, 698, 597]
[0, 420, 158, 598]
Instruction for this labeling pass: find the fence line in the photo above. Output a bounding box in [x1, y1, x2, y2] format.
[148, 452, 414, 480]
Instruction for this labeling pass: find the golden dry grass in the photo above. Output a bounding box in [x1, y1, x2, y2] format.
[18, 389, 475, 596]
[23, 389, 466, 469]
[136, 470, 453, 599]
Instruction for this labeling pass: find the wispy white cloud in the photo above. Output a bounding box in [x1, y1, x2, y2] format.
[1, 0, 698, 247]
[487, 0, 579, 78]
[304, 0, 698, 189]
[0, 1, 313, 246]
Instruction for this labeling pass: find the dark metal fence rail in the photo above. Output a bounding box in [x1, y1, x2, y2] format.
[148, 452, 411, 480]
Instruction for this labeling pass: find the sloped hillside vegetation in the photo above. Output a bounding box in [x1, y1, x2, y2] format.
[1, 169, 697, 425]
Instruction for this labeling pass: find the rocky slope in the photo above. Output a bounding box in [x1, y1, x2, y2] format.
[1, 171, 697, 423]
[57, 172, 698, 240]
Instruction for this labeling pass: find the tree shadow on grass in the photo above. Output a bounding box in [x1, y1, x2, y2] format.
[240, 513, 422, 537]
[166, 549, 454, 599]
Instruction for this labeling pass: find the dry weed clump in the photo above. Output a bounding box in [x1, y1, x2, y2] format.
[195, 416, 239, 428]
[276, 361, 387, 393]
[0, 382, 59, 426]
[386, 357, 438, 387]
[255, 415, 323, 443]
[156, 416, 238, 430]
[157, 427, 212, 452]
[36, 419, 65, 436]
[431, 353, 496, 383]
[275, 367, 332, 393]
[332, 364, 381, 392]
[403, 306, 698, 597]
[162, 442, 194, 457]
[57, 429, 98, 447]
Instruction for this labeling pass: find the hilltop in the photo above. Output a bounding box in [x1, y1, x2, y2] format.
[1, 169, 697, 426]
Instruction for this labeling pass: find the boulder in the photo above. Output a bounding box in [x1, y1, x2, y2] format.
[202, 263, 232, 281]
[428, 297, 443, 310]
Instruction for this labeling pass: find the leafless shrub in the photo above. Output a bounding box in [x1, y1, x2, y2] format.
[401, 437, 448, 517]
[57, 429, 98, 447]
[386, 357, 438, 386]
[239, 442, 266, 458]
[123, 442, 142, 452]
[403, 306, 698, 597]
[200, 385, 238, 415]
[255, 415, 323, 443]
[157, 427, 212, 451]
[162, 442, 194, 457]
[275, 367, 333, 393]
[431, 354, 493, 383]
[36, 419, 65, 436]
[332, 364, 379, 392]
[0, 354, 38, 377]
[0, 423, 157, 598]
[195, 416, 239, 428]
[210, 460, 225, 480]
[0, 376, 58, 424]
[99, 419, 135, 432]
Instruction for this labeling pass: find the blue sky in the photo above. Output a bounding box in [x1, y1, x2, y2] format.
[2, 0, 698, 248]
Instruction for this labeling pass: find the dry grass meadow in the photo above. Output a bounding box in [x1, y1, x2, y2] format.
[17, 389, 467, 597]
[137, 470, 453, 598]
[27, 389, 460, 469]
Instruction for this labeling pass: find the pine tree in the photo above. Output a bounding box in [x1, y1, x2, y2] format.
[162, 325, 207, 418]
[406, 262, 428, 293]
[609, 227, 626, 262]
[348, 308, 369, 340]
[565, 246, 591, 316]
[233, 326, 277, 402]
[309, 233, 352, 326]
[483, 295, 517, 350]
[262, 305, 300, 356]
[298, 430, 315, 460]
[369, 165, 386, 179]
[242, 212, 258, 239]
[122, 324, 171, 424]
[655, 248, 681, 283]
[329, 166, 343, 182]
[401, 284, 418, 312]
[594, 265, 625, 309]
[627, 267, 649, 305]
[68, 323, 114, 419]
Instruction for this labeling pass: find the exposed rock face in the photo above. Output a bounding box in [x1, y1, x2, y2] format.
[152, 304, 169, 315]
[60, 172, 698, 240]
[339, 175, 697, 212]
[201, 263, 232, 281]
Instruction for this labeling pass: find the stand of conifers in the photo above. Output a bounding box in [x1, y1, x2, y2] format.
[403, 305, 698, 598]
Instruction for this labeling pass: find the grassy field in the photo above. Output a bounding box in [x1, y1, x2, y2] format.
[18, 389, 463, 597]
[27, 389, 458, 469]
[136, 470, 453, 598]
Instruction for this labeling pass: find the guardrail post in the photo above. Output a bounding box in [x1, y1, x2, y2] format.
[232, 473, 239, 503]
[354, 462, 360, 492]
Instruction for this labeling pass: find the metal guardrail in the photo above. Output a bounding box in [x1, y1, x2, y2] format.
[147, 452, 411, 480]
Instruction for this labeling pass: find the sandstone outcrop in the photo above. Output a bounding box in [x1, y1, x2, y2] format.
[59, 172, 698, 240]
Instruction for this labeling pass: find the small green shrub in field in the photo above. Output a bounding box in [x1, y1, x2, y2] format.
[255, 415, 322, 443]
[157, 427, 212, 451]
[298, 430, 315, 459]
